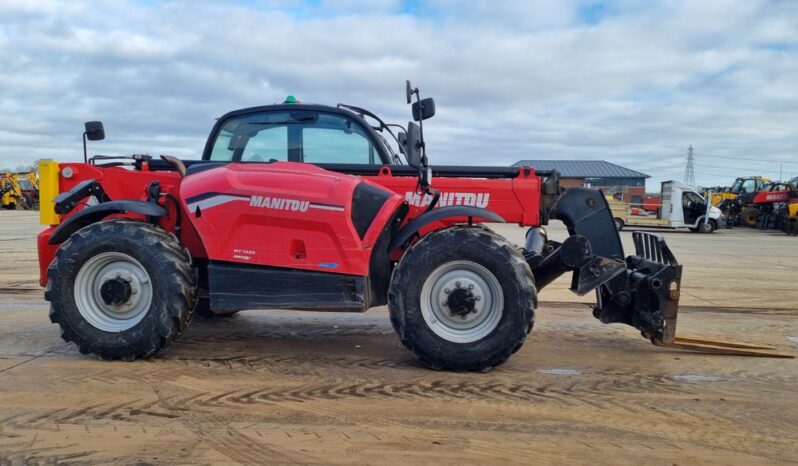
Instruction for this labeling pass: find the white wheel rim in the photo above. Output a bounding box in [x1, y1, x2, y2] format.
[73, 252, 153, 332]
[419, 260, 504, 343]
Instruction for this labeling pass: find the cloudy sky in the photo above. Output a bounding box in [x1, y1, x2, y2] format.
[1, 0, 796, 187]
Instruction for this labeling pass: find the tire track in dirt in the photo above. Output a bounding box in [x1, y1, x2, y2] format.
[179, 410, 320, 465]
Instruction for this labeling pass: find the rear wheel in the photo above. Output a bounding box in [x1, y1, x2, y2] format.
[46, 220, 197, 360]
[388, 226, 536, 371]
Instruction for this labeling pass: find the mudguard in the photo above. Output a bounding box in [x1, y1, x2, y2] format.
[48, 200, 167, 244]
[388, 205, 504, 251]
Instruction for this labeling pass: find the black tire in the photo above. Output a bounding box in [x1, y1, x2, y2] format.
[698, 219, 715, 234]
[388, 226, 537, 371]
[45, 220, 197, 360]
[3, 202, 16, 210]
[614, 218, 624, 231]
[742, 208, 758, 228]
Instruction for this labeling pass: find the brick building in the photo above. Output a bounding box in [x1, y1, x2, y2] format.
[512, 160, 649, 204]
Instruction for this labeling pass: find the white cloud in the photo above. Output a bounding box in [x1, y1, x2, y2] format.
[0, 0, 796, 184]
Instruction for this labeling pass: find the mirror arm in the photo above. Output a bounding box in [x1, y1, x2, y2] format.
[82, 132, 88, 163]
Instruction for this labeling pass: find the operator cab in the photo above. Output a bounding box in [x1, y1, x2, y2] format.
[204, 103, 397, 165]
[730, 177, 766, 194]
[203, 83, 436, 174]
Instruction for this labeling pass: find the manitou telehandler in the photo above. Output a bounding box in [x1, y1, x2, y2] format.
[36, 82, 790, 370]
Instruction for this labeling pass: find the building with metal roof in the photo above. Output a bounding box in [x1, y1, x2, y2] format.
[512, 160, 650, 204]
[512, 160, 649, 179]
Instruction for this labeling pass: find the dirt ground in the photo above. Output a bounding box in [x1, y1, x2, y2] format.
[1, 211, 796, 465]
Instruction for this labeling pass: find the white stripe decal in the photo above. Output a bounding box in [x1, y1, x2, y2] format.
[188, 195, 248, 212]
[308, 204, 345, 212]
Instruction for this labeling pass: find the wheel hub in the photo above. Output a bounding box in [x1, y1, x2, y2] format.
[419, 260, 504, 344]
[100, 278, 133, 306]
[447, 287, 476, 317]
[74, 252, 153, 332]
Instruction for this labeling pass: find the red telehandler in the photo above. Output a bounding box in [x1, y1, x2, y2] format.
[36, 82, 790, 370]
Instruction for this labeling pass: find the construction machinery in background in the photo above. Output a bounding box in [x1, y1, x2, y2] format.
[711, 176, 769, 227]
[784, 200, 798, 235]
[751, 181, 798, 230]
[610, 181, 725, 233]
[0, 172, 39, 210]
[1, 173, 23, 210]
[16, 172, 40, 210]
[708, 176, 769, 207]
[35, 81, 791, 369]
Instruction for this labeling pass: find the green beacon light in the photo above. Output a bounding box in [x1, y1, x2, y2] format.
[284, 95, 300, 104]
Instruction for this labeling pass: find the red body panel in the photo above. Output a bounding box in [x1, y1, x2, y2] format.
[180, 162, 403, 276]
[753, 190, 795, 205]
[37, 161, 544, 284]
[643, 196, 660, 212]
[361, 166, 541, 225]
[36, 162, 204, 285]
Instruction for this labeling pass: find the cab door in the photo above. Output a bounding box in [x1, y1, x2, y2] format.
[682, 191, 706, 226]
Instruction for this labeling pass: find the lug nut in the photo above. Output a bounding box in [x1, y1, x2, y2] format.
[455, 281, 461, 288]
[475, 296, 481, 301]
[444, 288, 450, 294]
[468, 284, 474, 290]
[441, 301, 448, 307]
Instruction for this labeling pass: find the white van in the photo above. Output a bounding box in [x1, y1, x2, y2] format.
[610, 181, 726, 233]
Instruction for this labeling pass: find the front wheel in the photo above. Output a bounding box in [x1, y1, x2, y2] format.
[46, 220, 197, 360]
[742, 208, 758, 228]
[388, 226, 537, 371]
[698, 219, 715, 233]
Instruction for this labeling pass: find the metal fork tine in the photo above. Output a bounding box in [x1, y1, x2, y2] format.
[652, 336, 794, 358]
[674, 337, 776, 350]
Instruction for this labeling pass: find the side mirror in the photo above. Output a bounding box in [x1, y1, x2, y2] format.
[405, 122, 421, 168]
[412, 98, 436, 121]
[84, 121, 105, 141]
[397, 131, 407, 155]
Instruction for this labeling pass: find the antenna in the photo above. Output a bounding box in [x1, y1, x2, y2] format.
[683, 145, 695, 187]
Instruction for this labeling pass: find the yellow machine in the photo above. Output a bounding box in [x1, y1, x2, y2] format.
[785, 202, 798, 235]
[1, 173, 24, 209]
[1, 172, 40, 210]
[707, 176, 769, 206]
[15, 172, 40, 210]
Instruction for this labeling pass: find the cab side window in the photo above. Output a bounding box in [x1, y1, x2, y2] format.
[302, 114, 374, 164]
[208, 112, 292, 162]
[682, 192, 703, 209]
[741, 179, 757, 193]
[240, 127, 288, 162]
[208, 110, 376, 163]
